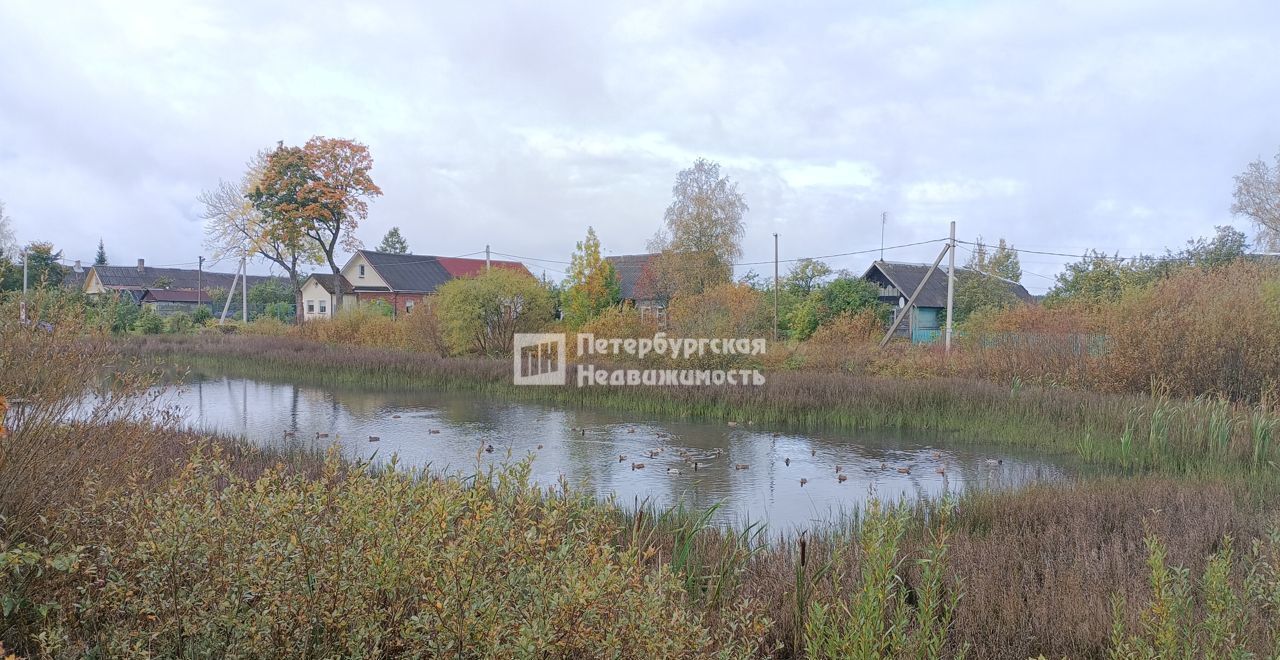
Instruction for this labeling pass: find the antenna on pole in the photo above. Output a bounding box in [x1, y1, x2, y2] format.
[880, 212, 887, 261]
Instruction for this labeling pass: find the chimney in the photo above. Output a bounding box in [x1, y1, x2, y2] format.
[136, 258, 145, 273]
[73, 260, 83, 273]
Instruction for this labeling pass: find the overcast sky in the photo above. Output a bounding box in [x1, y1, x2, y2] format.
[2, 0, 1278, 292]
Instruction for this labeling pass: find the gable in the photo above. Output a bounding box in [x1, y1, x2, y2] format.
[341, 252, 391, 290]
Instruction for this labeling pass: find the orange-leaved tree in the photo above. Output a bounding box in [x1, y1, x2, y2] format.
[250, 137, 382, 312]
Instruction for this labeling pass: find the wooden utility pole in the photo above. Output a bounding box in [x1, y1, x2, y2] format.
[772, 233, 779, 340]
[241, 251, 248, 323]
[880, 212, 886, 261]
[945, 221, 956, 353]
[485, 245, 491, 272]
[197, 255, 204, 315]
[878, 241, 952, 348]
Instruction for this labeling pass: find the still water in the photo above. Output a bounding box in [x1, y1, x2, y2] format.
[161, 372, 1076, 528]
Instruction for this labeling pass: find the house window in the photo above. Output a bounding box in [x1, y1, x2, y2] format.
[319, 300, 327, 314]
[405, 300, 415, 314]
[358, 265, 365, 278]
[306, 300, 315, 314]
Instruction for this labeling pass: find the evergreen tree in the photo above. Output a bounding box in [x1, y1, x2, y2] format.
[377, 227, 409, 254]
[95, 238, 108, 265]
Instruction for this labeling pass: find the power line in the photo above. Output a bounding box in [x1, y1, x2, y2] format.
[732, 238, 948, 267]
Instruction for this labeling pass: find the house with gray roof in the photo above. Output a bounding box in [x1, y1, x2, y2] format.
[862, 260, 1034, 342]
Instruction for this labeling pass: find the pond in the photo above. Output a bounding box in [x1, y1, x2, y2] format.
[158, 371, 1078, 529]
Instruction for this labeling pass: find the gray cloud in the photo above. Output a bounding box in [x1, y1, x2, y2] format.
[2, 0, 1278, 290]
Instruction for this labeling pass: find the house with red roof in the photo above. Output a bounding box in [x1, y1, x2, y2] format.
[298, 250, 532, 320]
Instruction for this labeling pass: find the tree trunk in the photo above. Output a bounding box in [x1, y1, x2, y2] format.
[330, 260, 343, 312]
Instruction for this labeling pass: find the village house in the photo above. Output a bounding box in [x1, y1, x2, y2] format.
[83, 259, 285, 315]
[604, 253, 666, 321]
[862, 260, 1034, 343]
[298, 250, 532, 320]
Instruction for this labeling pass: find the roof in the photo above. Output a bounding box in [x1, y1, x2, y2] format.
[140, 289, 212, 303]
[357, 251, 532, 294]
[604, 253, 658, 300]
[308, 273, 354, 295]
[90, 264, 286, 292]
[863, 260, 1035, 308]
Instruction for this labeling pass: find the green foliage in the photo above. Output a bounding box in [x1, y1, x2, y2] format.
[0, 242, 64, 292]
[262, 301, 294, 322]
[376, 226, 409, 254]
[6, 452, 763, 658]
[365, 298, 394, 318]
[191, 305, 213, 326]
[563, 227, 621, 328]
[94, 238, 107, 266]
[135, 308, 165, 335]
[787, 276, 885, 340]
[953, 271, 1021, 324]
[165, 312, 194, 334]
[966, 236, 1022, 282]
[803, 502, 964, 659]
[247, 279, 293, 306]
[1109, 531, 1280, 658]
[784, 258, 832, 295]
[436, 268, 555, 355]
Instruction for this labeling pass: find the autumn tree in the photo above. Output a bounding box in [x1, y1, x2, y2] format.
[1, 242, 63, 291]
[1232, 148, 1280, 251]
[436, 269, 555, 356]
[202, 149, 319, 317]
[94, 238, 107, 265]
[562, 227, 620, 328]
[784, 258, 832, 295]
[250, 137, 382, 312]
[377, 226, 409, 254]
[647, 158, 748, 298]
[966, 237, 1022, 282]
[0, 201, 15, 257]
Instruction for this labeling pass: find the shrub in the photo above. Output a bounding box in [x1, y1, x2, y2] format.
[135, 308, 164, 335]
[191, 305, 213, 326]
[436, 269, 555, 356]
[165, 311, 193, 334]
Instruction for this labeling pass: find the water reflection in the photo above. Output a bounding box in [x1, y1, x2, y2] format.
[163, 373, 1075, 528]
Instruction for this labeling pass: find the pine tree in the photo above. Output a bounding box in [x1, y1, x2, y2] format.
[95, 238, 108, 265]
[377, 227, 409, 254]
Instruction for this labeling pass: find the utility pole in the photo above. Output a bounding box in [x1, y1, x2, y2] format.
[880, 211, 887, 261]
[20, 247, 27, 324]
[241, 251, 248, 323]
[945, 221, 956, 354]
[218, 258, 240, 324]
[197, 255, 204, 315]
[485, 245, 491, 272]
[772, 233, 779, 340]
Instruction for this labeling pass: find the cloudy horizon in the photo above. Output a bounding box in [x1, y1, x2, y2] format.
[3, 0, 1279, 293]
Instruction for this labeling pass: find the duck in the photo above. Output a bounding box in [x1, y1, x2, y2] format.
[810, 449, 816, 457]
[835, 465, 843, 473]
[936, 465, 947, 475]
[657, 432, 669, 439]
[484, 444, 495, 453]
[837, 473, 848, 483]
[647, 450, 660, 459]
[631, 462, 645, 470]
[428, 429, 441, 434]
[692, 462, 703, 472]
[368, 436, 380, 442]
[799, 478, 808, 487]
[316, 432, 329, 439]
[536, 444, 544, 450]
[627, 427, 636, 434]
[580, 428, 586, 436]
[771, 432, 781, 438]
[784, 457, 791, 466]
[392, 415, 401, 419]
[880, 462, 888, 470]
[727, 421, 739, 427]
[619, 454, 627, 463]
[667, 468, 681, 475]
[734, 463, 750, 470]
[282, 430, 296, 439]
[984, 458, 1003, 466]
[931, 451, 942, 460]
[896, 466, 910, 474]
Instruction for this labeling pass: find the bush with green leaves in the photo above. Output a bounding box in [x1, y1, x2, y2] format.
[165, 311, 193, 334]
[191, 305, 213, 325]
[135, 308, 164, 335]
[436, 268, 555, 355]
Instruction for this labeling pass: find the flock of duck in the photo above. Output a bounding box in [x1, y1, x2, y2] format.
[284, 421, 1005, 487]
